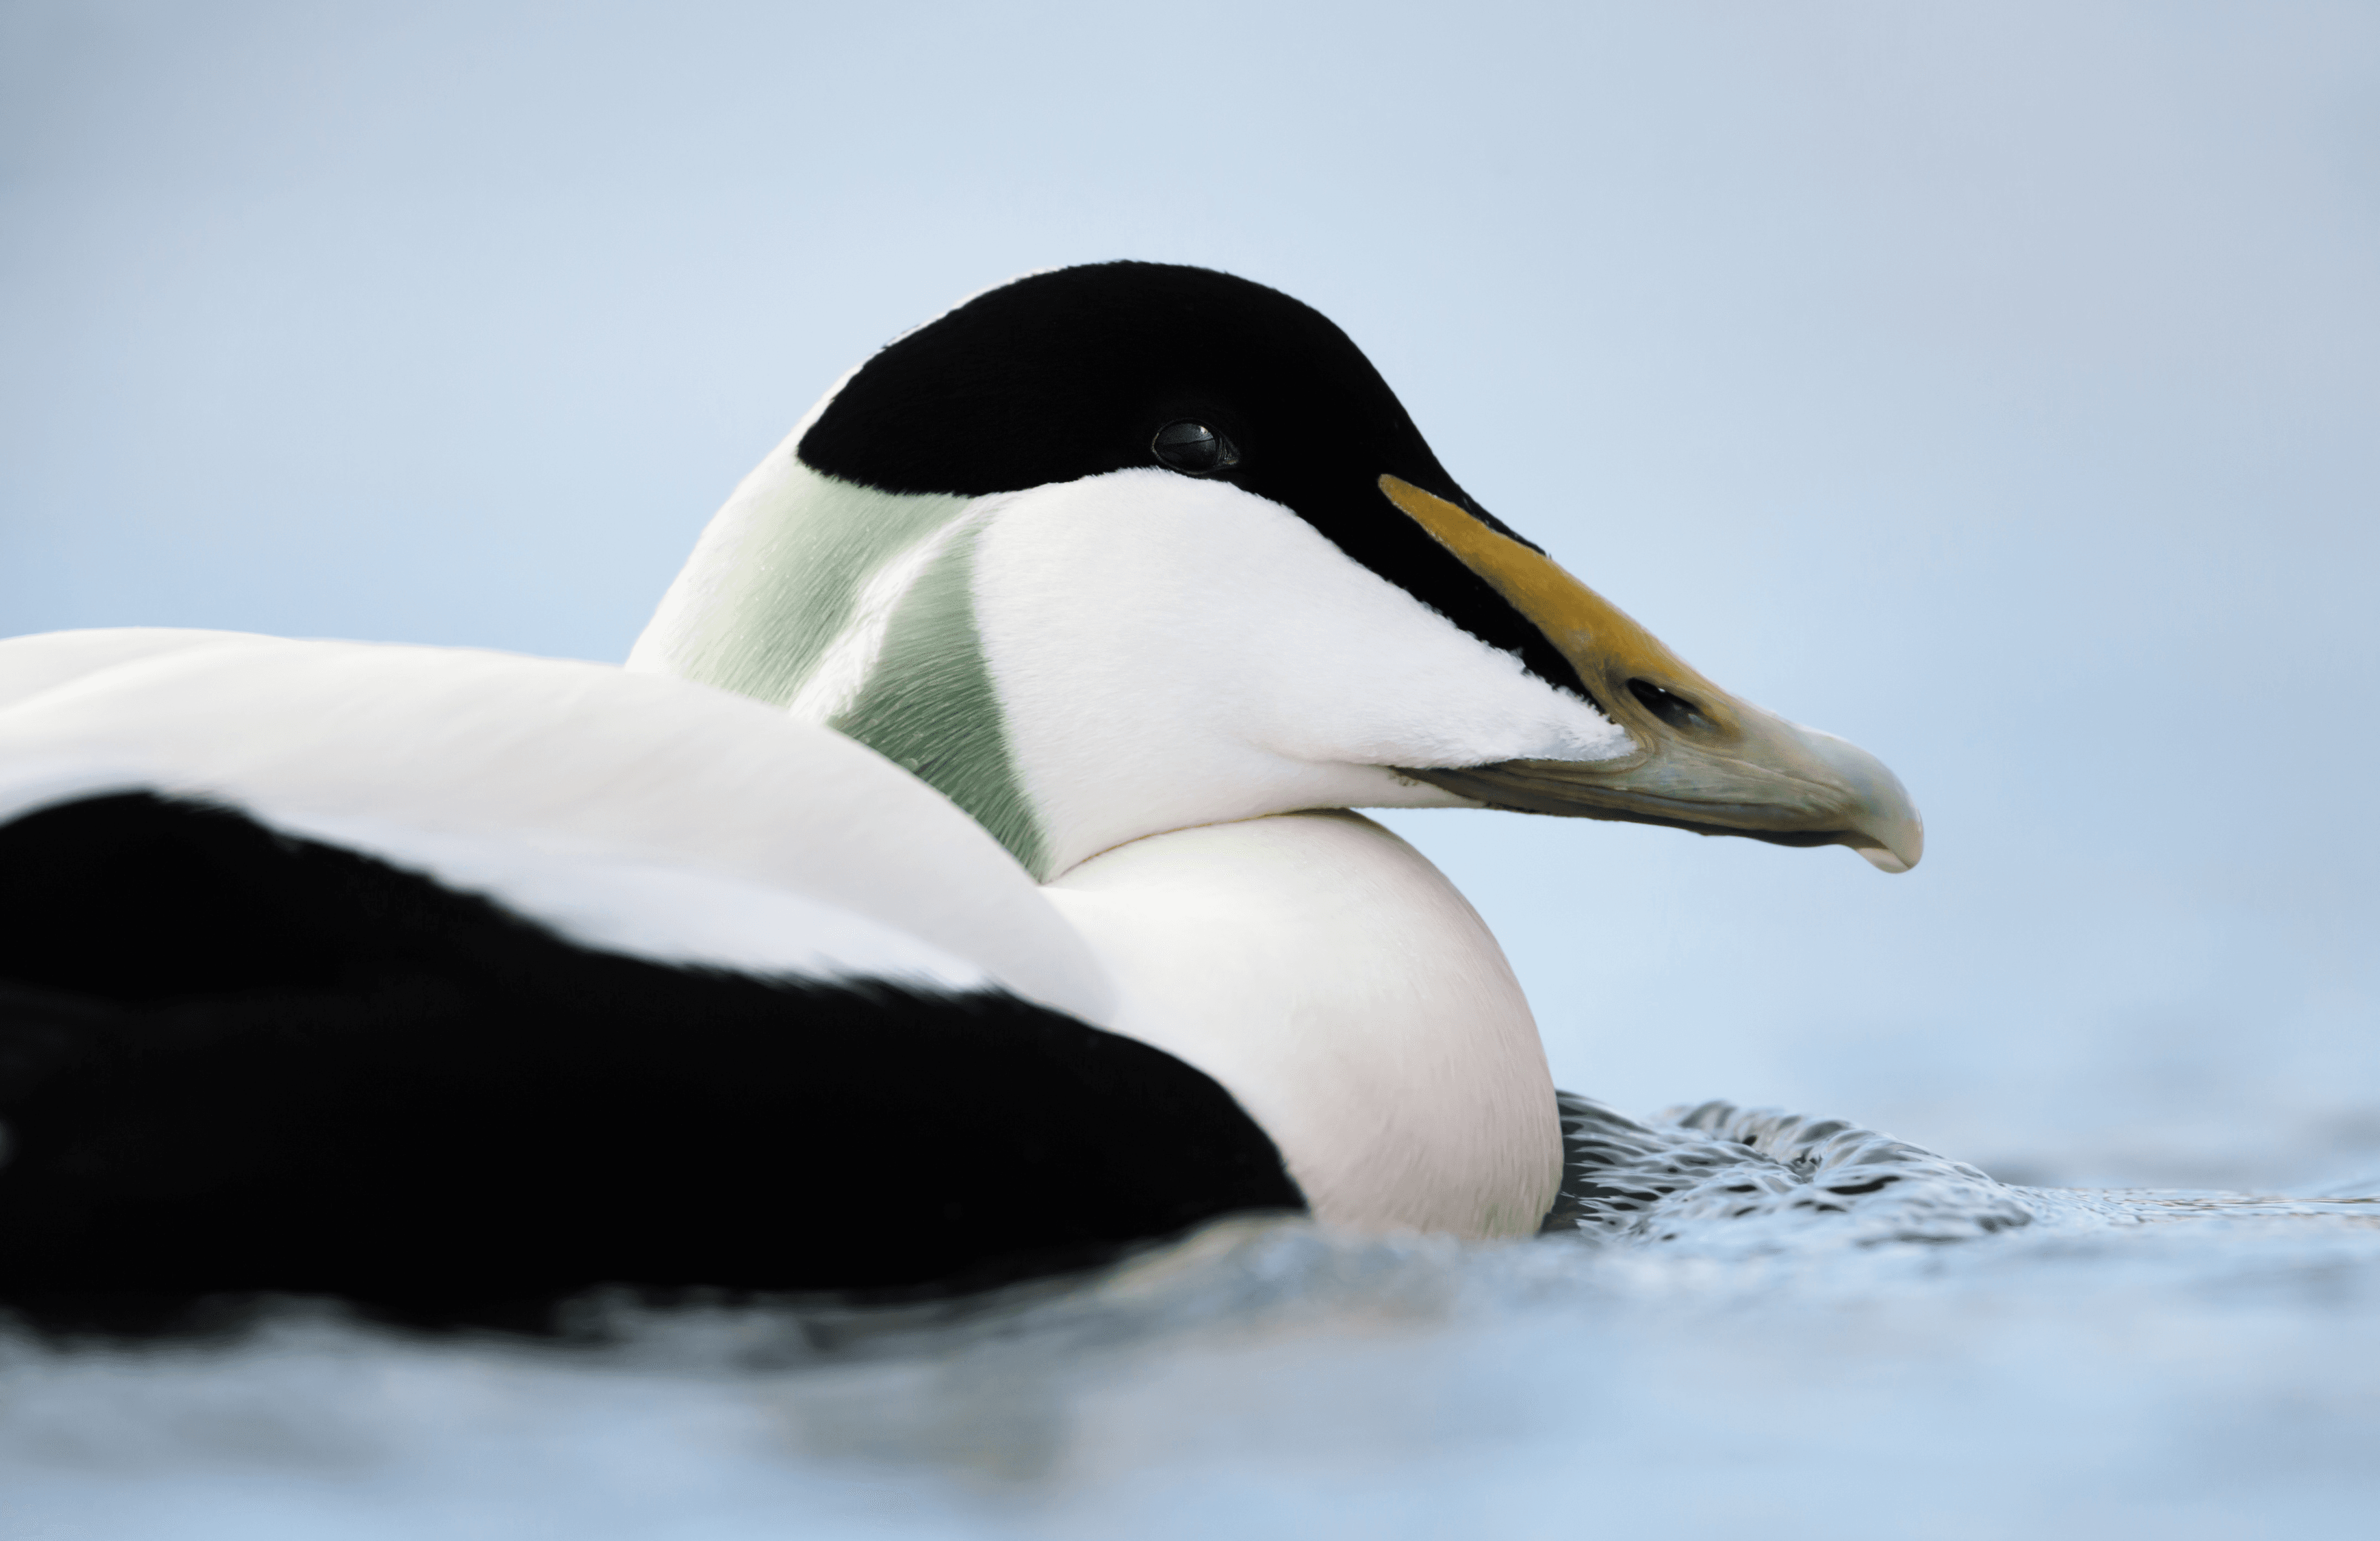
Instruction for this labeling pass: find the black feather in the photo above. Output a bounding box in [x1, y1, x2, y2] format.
[0, 793, 1303, 1336]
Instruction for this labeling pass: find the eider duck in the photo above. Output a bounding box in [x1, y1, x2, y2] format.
[0, 263, 1918, 1329]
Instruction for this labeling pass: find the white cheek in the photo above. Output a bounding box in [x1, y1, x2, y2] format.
[971, 470, 1628, 864]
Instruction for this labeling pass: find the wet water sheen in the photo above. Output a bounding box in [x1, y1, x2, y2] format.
[4, 1103, 2376, 1540]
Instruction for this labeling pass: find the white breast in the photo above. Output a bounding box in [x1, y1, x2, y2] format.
[1044, 810, 1561, 1239]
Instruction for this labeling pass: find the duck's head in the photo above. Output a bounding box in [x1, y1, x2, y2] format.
[631, 262, 1921, 881]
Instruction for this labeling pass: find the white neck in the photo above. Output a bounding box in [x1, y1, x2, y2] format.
[1042, 810, 1560, 1238]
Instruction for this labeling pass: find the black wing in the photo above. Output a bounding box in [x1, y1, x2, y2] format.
[0, 793, 1301, 1336]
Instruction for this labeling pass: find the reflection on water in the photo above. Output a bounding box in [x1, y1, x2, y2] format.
[3, 1103, 2377, 1539]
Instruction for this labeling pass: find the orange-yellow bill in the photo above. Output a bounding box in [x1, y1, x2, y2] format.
[1380, 474, 1922, 873]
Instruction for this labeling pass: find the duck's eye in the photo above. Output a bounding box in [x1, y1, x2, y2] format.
[1151, 420, 1241, 474]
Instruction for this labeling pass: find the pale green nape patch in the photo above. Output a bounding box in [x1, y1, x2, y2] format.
[632, 448, 1050, 876]
[829, 522, 1050, 878]
[637, 453, 973, 708]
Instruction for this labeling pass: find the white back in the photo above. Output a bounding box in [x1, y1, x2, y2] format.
[0, 632, 1112, 1020]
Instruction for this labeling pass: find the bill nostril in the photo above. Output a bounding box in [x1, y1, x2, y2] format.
[1628, 679, 1709, 730]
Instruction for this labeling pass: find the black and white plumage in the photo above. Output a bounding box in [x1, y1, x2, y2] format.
[0, 791, 1294, 1333]
[0, 264, 1921, 1330]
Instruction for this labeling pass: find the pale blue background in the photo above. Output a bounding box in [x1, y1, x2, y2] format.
[4, 0, 2374, 1186]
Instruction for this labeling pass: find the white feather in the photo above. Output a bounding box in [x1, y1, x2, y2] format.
[1046, 809, 1560, 1238]
[0, 633, 1108, 1020]
[3, 460, 1613, 1242]
[971, 468, 1630, 875]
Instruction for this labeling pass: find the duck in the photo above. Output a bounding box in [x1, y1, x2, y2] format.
[0, 262, 1919, 1330]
